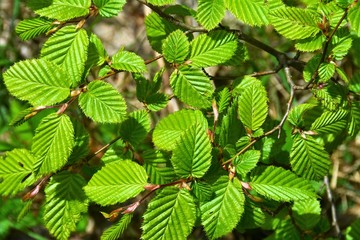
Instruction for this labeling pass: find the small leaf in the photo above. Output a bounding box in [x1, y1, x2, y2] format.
[142, 187, 196, 240]
[201, 176, 245, 239]
[162, 29, 190, 64]
[197, 0, 226, 30]
[318, 62, 336, 82]
[111, 50, 146, 73]
[3, 59, 71, 106]
[84, 160, 148, 206]
[94, 0, 126, 17]
[119, 110, 151, 147]
[16, 17, 55, 40]
[145, 93, 169, 112]
[287, 103, 317, 128]
[216, 87, 231, 114]
[292, 198, 321, 230]
[79, 80, 127, 123]
[101, 214, 133, 240]
[233, 150, 260, 178]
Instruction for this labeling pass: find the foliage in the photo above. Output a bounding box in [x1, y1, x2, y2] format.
[1, 0, 360, 239]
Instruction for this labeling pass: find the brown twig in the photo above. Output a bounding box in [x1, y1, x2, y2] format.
[324, 175, 341, 239]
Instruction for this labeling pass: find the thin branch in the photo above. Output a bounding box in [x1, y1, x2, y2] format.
[83, 135, 123, 163]
[324, 175, 341, 239]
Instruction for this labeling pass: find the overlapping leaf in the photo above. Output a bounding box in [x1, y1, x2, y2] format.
[250, 166, 316, 201]
[318, 62, 336, 82]
[79, 80, 127, 123]
[290, 135, 330, 180]
[119, 110, 151, 147]
[197, 0, 226, 30]
[225, 0, 269, 26]
[189, 30, 237, 67]
[0, 149, 38, 196]
[111, 50, 146, 73]
[153, 109, 208, 151]
[44, 172, 88, 240]
[311, 109, 348, 134]
[16, 17, 55, 40]
[41, 25, 89, 86]
[83, 34, 108, 78]
[201, 176, 245, 239]
[147, 0, 174, 5]
[233, 150, 260, 178]
[287, 103, 317, 128]
[94, 0, 126, 17]
[349, 101, 360, 136]
[101, 214, 133, 240]
[171, 124, 212, 178]
[170, 66, 214, 108]
[292, 198, 321, 230]
[162, 30, 189, 64]
[84, 160, 148, 206]
[3, 59, 71, 106]
[143, 150, 176, 184]
[237, 199, 266, 230]
[142, 187, 196, 240]
[295, 34, 325, 52]
[32, 113, 74, 175]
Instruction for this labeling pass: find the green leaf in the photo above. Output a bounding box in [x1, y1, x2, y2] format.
[170, 66, 214, 108]
[16, 17, 55, 41]
[201, 176, 245, 239]
[171, 124, 212, 178]
[145, 93, 169, 112]
[84, 160, 148, 206]
[330, 28, 352, 60]
[219, 102, 244, 147]
[189, 30, 237, 67]
[349, 101, 360, 136]
[237, 199, 266, 230]
[238, 81, 268, 132]
[9, 107, 35, 127]
[274, 219, 301, 240]
[94, 0, 126, 17]
[287, 103, 317, 128]
[79, 80, 127, 123]
[67, 121, 90, 165]
[350, 73, 360, 93]
[295, 34, 325, 52]
[83, 33, 108, 78]
[119, 110, 151, 147]
[3, 59, 71, 106]
[292, 198, 321, 230]
[313, 82, 348, 110]
[250, 166, 316, 201]
[34, 0, 91, 21]
[216, 87, 231, 114]
[346, 219, 360, 240]
[233, 150, 260, 178]
[0, 149, 37, 196]
[111, 50, 146, 73]
[101, 214, 133, 240]
[143, 150, 176, 184]
[311, 109, 348, 134]
[225, 0, 269, 26]
[196, 0, 226, 30]
[32, 113, 74, 175]
[192, 181, 213, 202]
[290, 135, 330, 180]
[142, 187, 196, 240]
[41, 25, 89, 86]
[153, 109, 208, 151]
[348, 4, 360, 37]
[303, 54, 321, 82]
[269, 7, 320, 40]
[147, 0, 174, 6]
[145, 12, 181, 53]
[162, 29, 190, 64]
[44, 172, 88, 240]
[318, 62, 336, 82]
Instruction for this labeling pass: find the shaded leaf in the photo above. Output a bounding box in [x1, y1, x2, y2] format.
[119, 110, 151, 147]
[101, 214, 133, 240]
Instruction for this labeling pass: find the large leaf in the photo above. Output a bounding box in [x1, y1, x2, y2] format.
[32, 113, 74, 175]
[269, 7, 320, 40]
[162, 29, 190, 64]
[111, 50, 146, 73]
[171, 124, 212, 178]
[119, 110, 151, 147]
[197, 0, 226, 30]
[0, 149, 38, 196]
[3, 59, 71, 106]
[311, 109, 348, 134]
[201, 176, 245, 239]
[189, 30, 237, 67]
[34, 0, 91, 21]
[170, 66, 214, 108]
[16, 17, 55, 41]
[153, 109, 208, 151]
[142, 187, 196, 240]
[143, 150, 176, 184]
[84, 160, 148, 206]
[94, 0, 126, 17]
[225, 0, 269, 26]
[44, 172, 88, 240]
[79, 80, 127, 123]
[290, 135, 330, 180]
[41, 26, 89, 86]
[250, 166, 316, 202]
[101, 214, 133, 240]
[238, 81, 268, 132]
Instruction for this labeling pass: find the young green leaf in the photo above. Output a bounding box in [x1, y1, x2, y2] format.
[79, 80, 127, 123]
[84, 160, 148, 206]
[292, 198, 321, 230]
[313, 82, 348, 110]
[143, 149, 176, 184]
[216, 87, 231, 114]
[3, 59, 71, 106]
[0, 149, 38, 196]
[196, 0, 226, 30]
[295, 34, 325, 52]
[250, 166, 316, 201]
[201, 176, 245, 239]
[233, 150, 260, 178]
[147, 0, 174, 6]
[67, 121, 90, 165]
[318, 62, 336, 82]
[101, 214, 133, 240]
[119, 110, 151, 147]
[142, 187, 196, 240]
[225, 0, 269, 26]
[311, 109, 349, 134]
[41, 25, 89, 86]
[274, 219, 301, 240]
[34, 0, 91, 21]
[111, 50, 146, 73]
[32, 113, 75, 175]
[287, 103, 317, 128]
[189, 30, 237, 67]
[44, 171, 88, 240]
[153, 109, 208, 151]
[145, 93, 169, 112]
[170, 66, 214, 108]
[171, 124, 212, 178]
[93, 0, 126, 18]
[83, 33, 108, 77]
[219, 101, 244, 147]
[192, 181, 213, 202]
[162, 29, 190, 64]
[16, 17, 55, 41]
[290, 134, 330, 180]
[348, 4, 360, 37]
